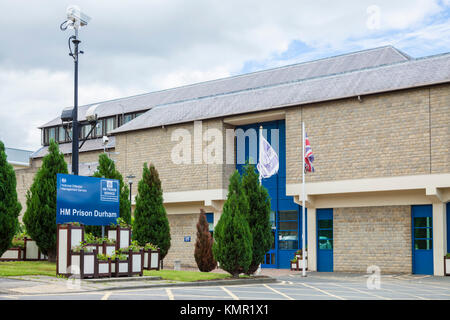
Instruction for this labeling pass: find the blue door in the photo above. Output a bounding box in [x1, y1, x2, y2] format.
[412, 205, 433, 275]
[236, 120, 304, 269]
[317, 209, 333, 272]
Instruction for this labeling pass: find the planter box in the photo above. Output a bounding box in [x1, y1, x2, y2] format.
[70, 249, 96, 279]
[99, 241, 116, 256]
[57, 224, 85, 276]
[111, 258, 130, 277]
[128, 249, 144, 276]
[106, 226, 131, 251]
[95, 258, 112, 278]
[24, 238, 47, 261]
[445, 257, 450, 276]
[290, 259, 308, 271]
[0, 247, 23, 261]
[143, 249, 160, 270]
[290, 260, 298, 271]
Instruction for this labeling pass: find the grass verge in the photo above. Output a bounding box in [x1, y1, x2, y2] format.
[0, 261, 233, 282]
[143, 269, 231, 282]
[0, 261, 56, 277]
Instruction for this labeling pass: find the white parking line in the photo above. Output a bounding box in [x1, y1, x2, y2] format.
[300, 283, 346, 300]
[220, 287, 239, 300]
[166, 288, 174, 300]
[101, 291, 112, 300]
[329, 283, 391, 300]
[263, 284, 294, 300]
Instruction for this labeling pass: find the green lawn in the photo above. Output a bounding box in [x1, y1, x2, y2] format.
[0, 261, 231, 282]
[0, 261, 56, 277]
[144, 269, 231, 282]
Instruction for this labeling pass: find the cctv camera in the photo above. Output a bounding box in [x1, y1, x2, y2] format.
[66, 5, 91, 28]
[102, 136, 109, 145]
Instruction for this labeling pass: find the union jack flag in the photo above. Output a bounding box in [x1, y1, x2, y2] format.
[304, 133, 315, 173]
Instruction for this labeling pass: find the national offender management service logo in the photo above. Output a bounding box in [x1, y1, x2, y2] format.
[100, 179, 119, 202]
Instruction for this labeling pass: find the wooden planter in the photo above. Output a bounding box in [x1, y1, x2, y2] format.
[112, 257, 130, 277]
[106, 226, 131, 251]
[95, 257, 112, 278]
[128, 249, 144, 277]
[143, 249, 160, 270]
[290, 260, 298, 271]
[24, 238, 47, 261]
[56, 224, 85, 276]
[70, 249, 96, 279]
[0, 247, 23, 261]
[445, 257, 450, 276]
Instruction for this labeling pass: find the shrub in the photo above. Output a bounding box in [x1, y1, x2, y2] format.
[212, 171, 252, 278]
[0, 141, 21, 257]
[23, 140, 68, 261]
[194, 209, 217, 272]
[241, 163, 273, 275]
[132, 163, 171, 260]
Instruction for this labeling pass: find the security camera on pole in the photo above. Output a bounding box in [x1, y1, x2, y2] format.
[60, 5, 91, 176]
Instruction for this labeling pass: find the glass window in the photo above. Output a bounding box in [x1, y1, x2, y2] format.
[414, 217, 432, 228]
[318, 219, 332, 229]
[318, 218, 333, 249]
[319, 239, 333, 250]
[48, 127, 56, 143]
[279, 221, 298, 230]
[95, 120, 103, 137]
[58, 127, 66, 142]
[206, 213, 214, 237]
[105, 117, 115, 134]
[414, 228, 433, 239]
[415, 239, 432, 250]
[123, 114, 133, 124]
[279, 211, 297, 221]
[270, 211, 276, 229]
[318, 229, 333, 239]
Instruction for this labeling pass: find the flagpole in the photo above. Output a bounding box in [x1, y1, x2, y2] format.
[302, 122, 306, 277]
[259, 126, 263, 186]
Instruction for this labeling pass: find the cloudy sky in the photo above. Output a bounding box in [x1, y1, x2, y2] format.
[0, 0, 449, 151]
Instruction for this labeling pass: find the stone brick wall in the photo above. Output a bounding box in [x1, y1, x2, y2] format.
[164, 213, 201, 268]
[286, 84, 450, 185]
[14, 167, 38, 219]
[114, 119, 233, 193]
[334, 206, 412, 273]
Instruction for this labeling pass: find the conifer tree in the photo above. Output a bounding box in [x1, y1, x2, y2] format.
[0, 141, 22, 257]
[194, 209, 217, 272]
[241, 163, 273, 275]
[132, 163, 171, 260]
[212, 171, 252, 277]
[23, 140, 68, 261]
[87, 153, 131, 236]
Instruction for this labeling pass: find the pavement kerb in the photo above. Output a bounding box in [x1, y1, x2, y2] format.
[1, 276, 278, 296]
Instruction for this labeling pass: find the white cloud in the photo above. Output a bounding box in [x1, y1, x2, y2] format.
[0, 0, 448, 151]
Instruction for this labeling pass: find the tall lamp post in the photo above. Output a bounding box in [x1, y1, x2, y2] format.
[60, 5, 91, 175]
[126, 175, 136, 218]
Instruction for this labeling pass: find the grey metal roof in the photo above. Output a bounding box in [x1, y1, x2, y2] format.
[112, 52, 450, 134]
[39, 46, 409, 129]
[5, 147, 32, 166]
[30, 136, 115, 159]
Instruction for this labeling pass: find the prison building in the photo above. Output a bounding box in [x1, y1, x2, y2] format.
[19, 46, 450, 275]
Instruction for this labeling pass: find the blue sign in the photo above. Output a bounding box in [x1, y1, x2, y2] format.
[184, 236, 191, 242]
[56, 173, 120, 226]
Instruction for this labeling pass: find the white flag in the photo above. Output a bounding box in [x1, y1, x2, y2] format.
[257, 134, 279, 179]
